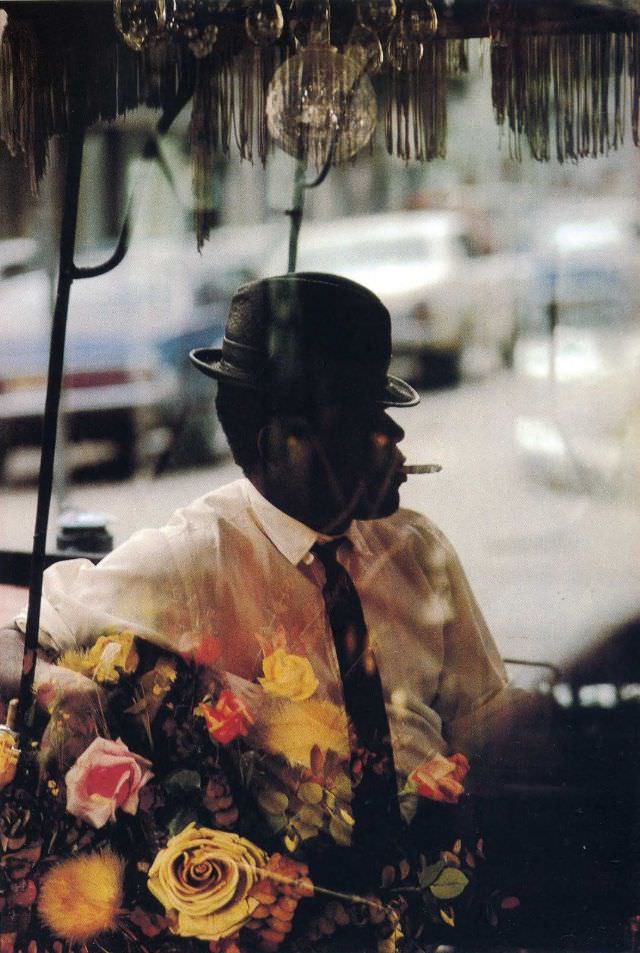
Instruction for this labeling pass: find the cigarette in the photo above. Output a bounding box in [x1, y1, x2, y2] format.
[400, 463, 442, 474]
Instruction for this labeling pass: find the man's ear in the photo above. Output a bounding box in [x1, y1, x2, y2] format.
[257, 419, 289, 465]
[258, 418, 312, 467]
[257, 423, 270, 464]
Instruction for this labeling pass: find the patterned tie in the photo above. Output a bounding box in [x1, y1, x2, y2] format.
[312, 539, 403, 844]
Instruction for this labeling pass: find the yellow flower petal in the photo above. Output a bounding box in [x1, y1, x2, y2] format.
[258, 649, 318, 702]
[147, 824, 266, 941]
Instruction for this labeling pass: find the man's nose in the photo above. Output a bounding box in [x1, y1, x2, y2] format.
[382, 412, 405, 442]
[372, 413, 405, 448]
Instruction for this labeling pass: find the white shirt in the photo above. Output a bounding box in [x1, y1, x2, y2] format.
[17, 478, 509, 810]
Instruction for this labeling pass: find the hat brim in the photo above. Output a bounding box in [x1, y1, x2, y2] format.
[189, 348, 420, 408]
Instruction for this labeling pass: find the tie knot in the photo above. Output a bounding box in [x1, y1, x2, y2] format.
[311, 538, 348, 570]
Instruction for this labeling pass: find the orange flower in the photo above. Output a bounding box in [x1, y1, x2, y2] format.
[197, 691, 254, 745]
[408, 752, 469, 804]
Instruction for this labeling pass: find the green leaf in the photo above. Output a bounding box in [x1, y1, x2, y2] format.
[164, 769, 201, 795]
[265, 813, 287, 834]
[418, 857, 445, 888]
[430, 867, 469, 900]
[292, 819, 320, 841]
[328, 816, 352, 847]
[257, 788, 289, 815]
[399, 779, 418, 797]
[298, 781, 323, 804]
[167, 805, 199, 838]
[297, 803, 324, 826]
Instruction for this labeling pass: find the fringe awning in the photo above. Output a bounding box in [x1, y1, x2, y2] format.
[1, 1, 640, 244]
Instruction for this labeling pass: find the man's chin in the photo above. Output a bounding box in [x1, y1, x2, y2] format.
[355, 487, 401, 521]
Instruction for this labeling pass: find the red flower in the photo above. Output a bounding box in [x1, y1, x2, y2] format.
[408, 752, 470, 804]
[65, 737, 153, 828]
[197, 691, 255, 745]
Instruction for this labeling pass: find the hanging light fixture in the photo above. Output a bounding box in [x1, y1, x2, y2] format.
[346, 22, 384, 75]
[387, 15, 423, 71]
[404, 0, 438, 41]
[165, 0, 219, 58]
[265, 0, 377, 167]
[356, 0, 397, 33]
[113, 0, 166, 51]
[245, 0, 285, 47]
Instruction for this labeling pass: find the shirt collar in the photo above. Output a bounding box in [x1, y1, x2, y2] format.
[243, 479, 373, 565]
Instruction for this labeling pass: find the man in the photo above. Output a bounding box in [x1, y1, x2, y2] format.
[0, 272, 509, 884]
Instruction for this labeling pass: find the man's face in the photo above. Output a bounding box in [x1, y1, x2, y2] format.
[262, 400, 406, 533]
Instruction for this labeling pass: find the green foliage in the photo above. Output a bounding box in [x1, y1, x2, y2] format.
[164, 769, 202, 795]
[417, 856, 445, 888]
[429, 866, 469, 900]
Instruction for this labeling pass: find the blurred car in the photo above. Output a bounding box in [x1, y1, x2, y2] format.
[513, 205, 640, 493]
[0, 224, 287, 479]
[261, 209, 519, 386]
[152, 222, 287, 467]
[0, 240, 179, 480]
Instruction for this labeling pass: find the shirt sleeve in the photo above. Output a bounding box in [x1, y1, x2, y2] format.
[14, 526, 191, 657]
[416, 518, 511, 758]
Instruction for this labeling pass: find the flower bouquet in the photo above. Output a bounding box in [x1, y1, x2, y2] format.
[0, 629, 516, 953]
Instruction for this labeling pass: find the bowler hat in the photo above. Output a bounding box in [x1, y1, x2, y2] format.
[189, 272, 419, 408]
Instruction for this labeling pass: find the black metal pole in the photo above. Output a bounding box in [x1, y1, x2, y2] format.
[17, 106, 86, 727]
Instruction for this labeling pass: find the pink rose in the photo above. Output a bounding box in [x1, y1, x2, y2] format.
[65, 737, 153, 829]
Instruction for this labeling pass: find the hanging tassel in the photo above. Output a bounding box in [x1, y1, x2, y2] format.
[629, 30, 640, 147]
[0, 18, 51, 192]
[419, 36, 448, 161]
[237, 43, 282, 163]
[491, 27, 635, 164]
[191, 58, 219, 250]
[191, 41, 236, 249]
[383, 36, 449, 162]
[446, 38, 469, 78]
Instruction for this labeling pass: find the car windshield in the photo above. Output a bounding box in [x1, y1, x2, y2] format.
[1, 11, 640, 953]
[298, 234, 440, 271]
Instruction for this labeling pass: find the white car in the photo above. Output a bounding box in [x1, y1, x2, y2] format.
[261, 209, 518, 385]
[513, 208, 640, 493]
[0, 241, 178, 480]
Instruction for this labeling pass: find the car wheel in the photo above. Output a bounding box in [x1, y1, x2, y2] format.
[0, 429, 8, 484]
[110, 409, 137, 480]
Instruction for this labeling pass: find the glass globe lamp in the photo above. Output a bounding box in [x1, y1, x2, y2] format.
[245, 0, 285, 47]
[266, 45, 377, 167]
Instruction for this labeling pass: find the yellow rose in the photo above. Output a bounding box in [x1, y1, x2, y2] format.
[147, 823, 267, 940]
[86, 630, 139, 684]
[0, 727, 20, 790]
[258, 649, 319, 702]
[59, 629, 139, 684]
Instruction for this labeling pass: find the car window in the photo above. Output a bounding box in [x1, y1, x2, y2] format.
[298, 234, 437, 271]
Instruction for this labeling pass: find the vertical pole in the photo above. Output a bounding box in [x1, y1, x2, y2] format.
[287, 159, 307, 273]
[17, 104, 86, 726]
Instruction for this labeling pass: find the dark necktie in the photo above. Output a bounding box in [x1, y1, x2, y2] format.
[312, 539, 403, 844]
